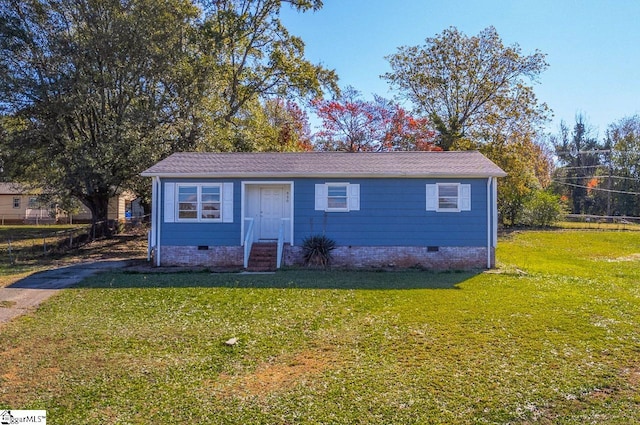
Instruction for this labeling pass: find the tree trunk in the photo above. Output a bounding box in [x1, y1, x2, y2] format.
[140, 198, 151, 223]
[83, 194, 112, 239]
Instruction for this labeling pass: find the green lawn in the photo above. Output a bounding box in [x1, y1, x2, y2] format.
[1, 231, 639, 424]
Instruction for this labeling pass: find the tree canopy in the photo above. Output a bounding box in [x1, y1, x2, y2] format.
[311, 86, 438, 152]
[384, 26, 549, 151]
[0, 0, 336, 233]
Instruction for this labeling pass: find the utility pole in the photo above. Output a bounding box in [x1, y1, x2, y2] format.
[607, 150, 612, 217]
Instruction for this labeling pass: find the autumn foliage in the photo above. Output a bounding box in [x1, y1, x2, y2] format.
[311, 86, 439, 152]
[586, 178, 599, 194]
[263, 99, 314, 151]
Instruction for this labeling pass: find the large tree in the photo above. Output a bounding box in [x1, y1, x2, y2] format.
[197, 0, 338, 143]
[384, 26, 549, 151]
[483, 133, 553, 225]
[311, 86, 438, 152]
[222, 97, 313, 152]
[0, 0, 336, 234]
[1, 0, 202, 234]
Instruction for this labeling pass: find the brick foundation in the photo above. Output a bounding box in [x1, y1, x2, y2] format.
[160, 245, 494, 270]
[160, 245, 243, 268]
[284, 245, 494, 270]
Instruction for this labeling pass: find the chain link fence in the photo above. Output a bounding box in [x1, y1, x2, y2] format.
[1, 217, 150, 267]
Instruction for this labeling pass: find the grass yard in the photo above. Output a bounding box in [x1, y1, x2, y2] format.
[1, 231, 639, 424]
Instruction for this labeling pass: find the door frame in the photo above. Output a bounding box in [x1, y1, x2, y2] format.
[241, 181, 294, 246]
[257, 186, 284, 240]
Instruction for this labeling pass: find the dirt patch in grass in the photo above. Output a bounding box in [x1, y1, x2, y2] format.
[0, 232, 148, 288]
[60, 233, 148, 263]
[613, 253, 640, 262]
[217, 345, 340, 399]
[0, 345, 28, 406]
[593, 252, 640, 263]
[623, 365, 640, 388]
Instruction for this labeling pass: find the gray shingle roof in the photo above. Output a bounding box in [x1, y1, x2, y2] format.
[0, 183, 31, 195]
[141, 151, 507, 178]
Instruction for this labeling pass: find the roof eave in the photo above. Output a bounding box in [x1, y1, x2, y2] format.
[141, 171, 507, 179]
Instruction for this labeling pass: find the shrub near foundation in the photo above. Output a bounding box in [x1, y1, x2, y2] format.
[301, 235, 336, 267]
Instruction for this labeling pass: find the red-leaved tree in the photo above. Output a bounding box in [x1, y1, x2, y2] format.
[263, 99, 314, 151]
[311, 86, 439, 152]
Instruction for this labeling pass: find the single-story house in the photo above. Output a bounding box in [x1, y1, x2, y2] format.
[142, 151, 506, 270]
[0, 183, 55, 224]
[0, 183, 139, 224]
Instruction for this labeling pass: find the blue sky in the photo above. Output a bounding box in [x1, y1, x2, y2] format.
[280, 0, 640, 138]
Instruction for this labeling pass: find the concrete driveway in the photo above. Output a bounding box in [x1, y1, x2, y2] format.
[0, 260, 132, 324]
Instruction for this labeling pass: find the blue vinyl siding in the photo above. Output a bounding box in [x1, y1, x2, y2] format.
[295, 178, 488, 247]
[159, 177, 490, 248]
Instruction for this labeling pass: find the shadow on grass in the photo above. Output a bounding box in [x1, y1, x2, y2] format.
[73, 268, 480, 290]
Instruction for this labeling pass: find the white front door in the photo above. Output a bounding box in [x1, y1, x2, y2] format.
[259, 187, 284, 240]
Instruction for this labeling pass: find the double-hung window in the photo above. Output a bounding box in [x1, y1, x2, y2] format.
[177, 184, 221, 221]
[315, 183, 360, 212]
[201, 186, 222, 219]
[438, 184, 459, 210]
[327, 184, 348, 210]
[12, 197, 20, 209]
[157, 181, 235, 224]
[177, 186, 198, 219]
[426, 183, 471, 212]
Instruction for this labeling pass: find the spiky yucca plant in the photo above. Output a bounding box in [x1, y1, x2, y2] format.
[301, 235, 336, 267]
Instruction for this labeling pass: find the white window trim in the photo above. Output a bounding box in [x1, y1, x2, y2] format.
[176, 183, 223, 222]
[426, 183, 471, 213]
[437, 183, 461, 212]
[164, 182, 233, 224]
[28, 196, 39, 209]
[12, 197, 20, 209]
[315, 182, 360, 212]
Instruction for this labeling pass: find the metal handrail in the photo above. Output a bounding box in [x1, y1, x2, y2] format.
[147, 230, 152, 262]
[243, 218, 255, 268]
[276, 218, 290, 269]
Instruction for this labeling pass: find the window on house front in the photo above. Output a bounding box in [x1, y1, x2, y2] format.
[438, 184, 459, 210]
[164, 182, 233, 224]
[178, 186, 197, 219]
[13, 197, 20, 209]
[315, 183, 360, 212]
[201, 186, 221, 219]
[327, 185, 348, 210]
[426, 183, 471, 212]
[177, 184, 221, 221]
[28, 197, 39, 209]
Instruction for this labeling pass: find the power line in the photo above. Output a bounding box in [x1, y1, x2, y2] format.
[554, 149, 611, 155]
[555, 165, 606, 170]
[554, 175, 640, 182]
[552, 180, 640, 196]
[554, 150, 640, 155]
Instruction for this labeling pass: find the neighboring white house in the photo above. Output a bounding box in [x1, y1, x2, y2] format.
[0, 183, 138, 224]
